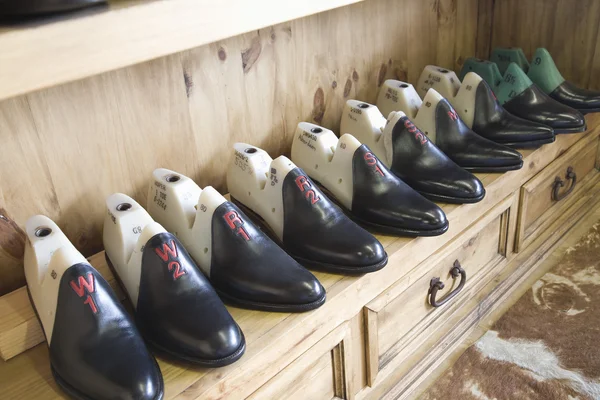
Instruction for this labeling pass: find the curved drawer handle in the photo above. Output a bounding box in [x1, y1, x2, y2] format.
[552, 166, 577, 202]
[428, 260, 467, 308]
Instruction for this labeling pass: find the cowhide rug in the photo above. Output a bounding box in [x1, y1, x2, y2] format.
[421, 222, 600, 400]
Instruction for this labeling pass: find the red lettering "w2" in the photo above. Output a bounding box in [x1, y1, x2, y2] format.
[70, 273, 98, 314]
[154, 240, 186, 280]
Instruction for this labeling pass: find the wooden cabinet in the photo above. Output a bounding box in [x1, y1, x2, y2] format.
[516, 134, 600, 252]
[363, 193, 517, 390]
[248, 323, 354, 400]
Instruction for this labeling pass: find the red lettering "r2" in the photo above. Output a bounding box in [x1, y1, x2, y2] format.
[295, 176, 320, 204]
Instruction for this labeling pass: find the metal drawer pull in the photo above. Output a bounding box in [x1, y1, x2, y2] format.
[552, 166, 577, 202]
[428, 260, 467, 308]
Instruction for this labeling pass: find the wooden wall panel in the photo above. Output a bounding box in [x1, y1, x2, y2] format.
[0, 97, 58, 294]
[490, 0, 600, 89]
[588, 20, 600, 90]
[26, 55, 197, 252]
[0, 0, 483, 294]
[183, 0, 482, 189]
[474, 0, 495, 59]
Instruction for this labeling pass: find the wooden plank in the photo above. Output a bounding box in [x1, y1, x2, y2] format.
[0, 97, 58, 294]
[0, 0, 370, 102]
[364, 307, 380, 387]
[347, 312, 368, 395]
[20, 54, 196, 255]
[435, 0, 458, 70]
[474, 0, 495, 59]
[247, 322, 348, 400]
[588, 9, 600, 91]
[515, 183, 530, 253]
[490, 0, 600, 87]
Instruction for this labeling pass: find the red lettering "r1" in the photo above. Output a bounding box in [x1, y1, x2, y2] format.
[223, 210, 251, 241]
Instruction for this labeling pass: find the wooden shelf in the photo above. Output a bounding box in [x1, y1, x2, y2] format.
[1, 116, 598, 399]
[0, 0, 365, 102]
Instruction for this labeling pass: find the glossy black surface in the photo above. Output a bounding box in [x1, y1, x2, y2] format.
[472, 80, 555, 148]
[281, 167, 387, 274]
[350, 144, 448, 236]
[210, 201, 326, 312]
[49, 263, 163, 400]
[0, 0, 104, 16]
[503, 84, 586, 134]
[135, 233, 245, 366]
[550, 81, 600, 114]
[388, 116, 485, 204]
[434, 98, 523, 172]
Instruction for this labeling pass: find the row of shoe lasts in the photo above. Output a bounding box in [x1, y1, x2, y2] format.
[24, 48, 600, 400]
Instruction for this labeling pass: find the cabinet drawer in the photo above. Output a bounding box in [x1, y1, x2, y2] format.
[248, 323, 354, 400]
[363, 194, 518, 387]
[516, 134, 600, 252]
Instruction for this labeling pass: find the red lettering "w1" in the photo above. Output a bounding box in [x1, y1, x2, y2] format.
[70, 272, 98, 314]
[447, 109, 459, 121]
[154, 240, 186, 280]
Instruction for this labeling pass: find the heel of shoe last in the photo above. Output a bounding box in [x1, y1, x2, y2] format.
[416, 65, 462, 99]
[340, 100, 391, 165]
[24, 215, 89, 342]
[376, 79, 423, 119]
[291, 122, 359, 210]
[227, 144, 297, 240]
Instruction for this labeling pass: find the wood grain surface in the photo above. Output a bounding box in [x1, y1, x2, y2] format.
[490, 0, 600, 88]
[0, 0, 369, 101]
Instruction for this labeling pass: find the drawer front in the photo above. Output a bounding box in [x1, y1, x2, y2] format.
[363, 193, 518, 387]
[516, 134, 600, 252]
[248, 323, 354, 400]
